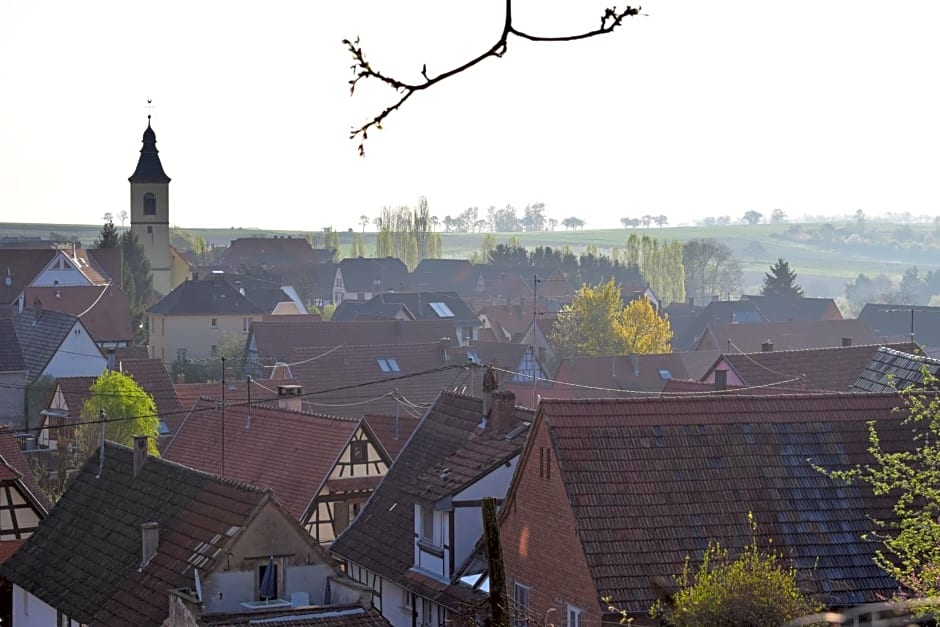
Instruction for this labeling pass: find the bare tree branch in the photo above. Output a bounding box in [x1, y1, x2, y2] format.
[345, 0, 642, 156]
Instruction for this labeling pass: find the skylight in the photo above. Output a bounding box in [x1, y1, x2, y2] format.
[377, 358, 401, 373]
[429, 302, 455, 318]
[658, 369, 672, 380]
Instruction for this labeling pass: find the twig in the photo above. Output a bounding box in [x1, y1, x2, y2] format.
[345, 0, 642, 156]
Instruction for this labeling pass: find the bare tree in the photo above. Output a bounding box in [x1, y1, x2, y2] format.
[344, 2, 641, 155]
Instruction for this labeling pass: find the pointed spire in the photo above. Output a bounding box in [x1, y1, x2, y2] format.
[129, 114, 171, 184]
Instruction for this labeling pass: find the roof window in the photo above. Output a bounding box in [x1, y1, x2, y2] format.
[377, 358, 401, 373]
[658, 369, 672, 380]
[429, 302, 455, 318]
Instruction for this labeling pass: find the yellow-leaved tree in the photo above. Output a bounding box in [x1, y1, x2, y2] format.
[550, 280, 672, 359]
[78, 370, 161, 457]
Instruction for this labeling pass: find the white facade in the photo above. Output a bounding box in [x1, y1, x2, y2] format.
[41, 321, 107, 380]
[13, 586, 81, 627]
[29, 251, 95, 288]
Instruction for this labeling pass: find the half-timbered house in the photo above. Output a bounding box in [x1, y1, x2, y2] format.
[164, 387, 393, 545]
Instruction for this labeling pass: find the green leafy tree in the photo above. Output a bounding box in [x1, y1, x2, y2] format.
[121, 230, 153, 345]
[649, 514, 822, 626]
[742, 210, 763, 225]
[323, 227, 341, 262]
[550, 281, 671, 358]
[95, 219, 120, 248]
[761, 258, 804, 297]
[78, 370, 161, 456]
[819, 370, 940, 599]
[683, 239, 742, 302]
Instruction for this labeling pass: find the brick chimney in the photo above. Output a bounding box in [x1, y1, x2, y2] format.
[277, 384, 303, 411]
[761, 341, 774, 352]
[141, 522, 159, 567]
[133, 435, 149, 478]
[489, 390, 516, 433]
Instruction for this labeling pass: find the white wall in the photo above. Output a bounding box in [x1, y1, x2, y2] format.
[42, 322, 106, 380]
[13, 587, 63, 626]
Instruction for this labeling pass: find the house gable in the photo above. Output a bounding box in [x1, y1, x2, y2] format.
[499, 414, 603, 626]
[29, 251, 96, 288]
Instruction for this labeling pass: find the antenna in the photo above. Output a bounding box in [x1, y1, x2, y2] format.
[194, 569, 203, 602]
[96, 409, 106, 478]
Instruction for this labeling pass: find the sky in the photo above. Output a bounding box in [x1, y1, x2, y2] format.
[1, 1, 939, 231]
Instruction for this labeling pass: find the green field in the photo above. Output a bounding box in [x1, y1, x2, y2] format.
[3, 220, 938, 297]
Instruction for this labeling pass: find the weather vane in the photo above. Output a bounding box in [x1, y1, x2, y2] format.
[145, 99, 154, 121]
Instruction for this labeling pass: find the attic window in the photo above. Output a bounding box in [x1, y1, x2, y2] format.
[429, 302, 455, 318]
[658, 369, 672, 380]
[377, 358, 400, 373]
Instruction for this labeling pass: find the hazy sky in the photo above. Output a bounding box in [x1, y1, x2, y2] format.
[1, 1, 938, 231]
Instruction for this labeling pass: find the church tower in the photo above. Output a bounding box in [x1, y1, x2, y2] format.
[129, 116, 172, 296]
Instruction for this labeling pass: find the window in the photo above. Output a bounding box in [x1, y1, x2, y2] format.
[567, 605, 582, 627]
[143, 192, 157, 215]
[658, 369, 672, 380]
[350, 440, 367, 463]
[258, 562, 278, 601]
[513, 349, 540, 382]
[147, 225, 153, 234]
[377, 358, 400, 373]
[429, 302, 455, 318]
[402, 589, 413, 610]
[512, 582, 530, 627]
[421, 505, 435, 542]
[211, 318, 218, 328]
[243, 317, 252, 332]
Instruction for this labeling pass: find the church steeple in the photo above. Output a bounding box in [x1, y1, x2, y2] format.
[128, 117, 171, 184]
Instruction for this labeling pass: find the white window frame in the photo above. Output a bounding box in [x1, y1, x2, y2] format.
[513, 582, 530, 627]
[567, 605, 582, 627]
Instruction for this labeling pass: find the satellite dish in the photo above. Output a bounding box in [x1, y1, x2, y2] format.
[194, 568, 203, 602]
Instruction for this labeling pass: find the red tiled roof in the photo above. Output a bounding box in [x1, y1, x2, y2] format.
[0, 539, 25, 569]
[698, 319, 878, 352]
[512, 393, 914, 612]
[0, 249, 56, 303]
[363, 414, 420, 460]
[165, 400, 360, 519]
[203, 605, 391, 627]
[118, 359, 185, 438]
[174, 378, 301, 410]
[478, 305, 535, 341]
[250, 319, 457, 363]
[704, 342, 918, 391]
[554, 353, 693, 396]
[50, 376, 97, 417]
[0, 431, 51, 513]
[283, 342, 468, 418]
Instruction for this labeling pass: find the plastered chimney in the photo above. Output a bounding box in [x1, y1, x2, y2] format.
[277, 384, 303, 411]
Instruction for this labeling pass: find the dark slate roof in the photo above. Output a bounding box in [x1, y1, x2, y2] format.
[367, 291, 478, 324]
[336, 258, 409, 293]
[0, 319, 25, 372]
[218, 237, 326, 268]
[408, 259, 475, 292]
[851, 346, 940, 393]
[523, 394, 913, 614]
[165, 400, 365, 520]
[858, 303, 940, 351]
[332, 392, 532, 609]
[671, 300, 767, 351]
[148, 278, 264, 316]
[249, 319, 456, 364]
[128, 120, 171, 184]
[705, 342, 918, 391]
[0, 441, 270, 626]
[13, 308, 94, 382]
[740, 295, 844, 322]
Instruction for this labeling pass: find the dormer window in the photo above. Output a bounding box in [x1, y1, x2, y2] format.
[377, 358, 400, 373]
[420, 505, 439, 546]
[143, 193, 157, 215]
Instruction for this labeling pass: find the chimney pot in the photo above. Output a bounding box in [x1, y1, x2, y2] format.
[133, 435, 149, 478]
[761, 341, 774, 352]
[842, 337, 852, 347]
[714, 369, 728, 391]
[141, 521, 159, 567]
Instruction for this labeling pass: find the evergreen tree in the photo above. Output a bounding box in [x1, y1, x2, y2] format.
[761, 258, 804, 297]
[121, 231, 153, 345]
[95, 219, 120, 248]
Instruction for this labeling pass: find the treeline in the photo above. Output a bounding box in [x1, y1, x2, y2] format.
[373, 199, 443, 269]
[441, 203, 584, 233]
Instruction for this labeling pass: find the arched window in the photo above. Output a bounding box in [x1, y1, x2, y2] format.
[143, 193, 156, 215]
